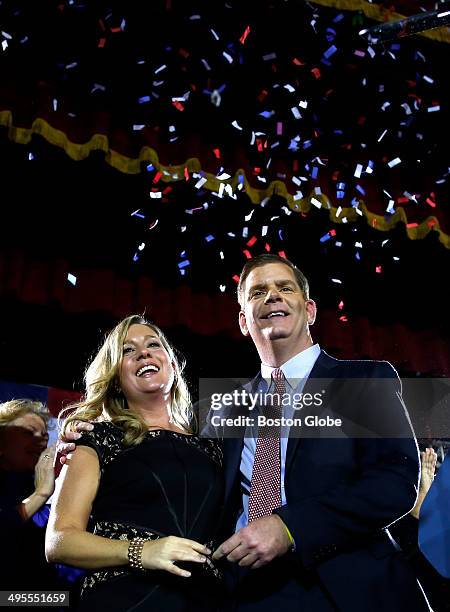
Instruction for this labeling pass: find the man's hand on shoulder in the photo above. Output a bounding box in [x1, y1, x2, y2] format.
[57, 422, 94, 465]
[213, 514, 291, 569]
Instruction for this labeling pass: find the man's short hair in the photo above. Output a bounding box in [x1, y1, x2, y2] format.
[237, 254, 310, 307]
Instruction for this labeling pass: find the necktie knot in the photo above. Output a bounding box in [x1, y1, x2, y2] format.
[272, 367, 283, 380]
[272, 368, 286, 395]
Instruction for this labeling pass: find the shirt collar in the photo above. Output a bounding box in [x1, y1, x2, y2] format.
[261, 344, 321, 389]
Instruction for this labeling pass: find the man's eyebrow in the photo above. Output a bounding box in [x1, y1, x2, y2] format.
[247, 282, 267, 293]
[274, 279, 297, 286]
[249, 278, 296, 292]
[248, 279, 297, 292]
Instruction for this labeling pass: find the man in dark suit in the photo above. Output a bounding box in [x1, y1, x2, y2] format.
[212, 254, 431, 611]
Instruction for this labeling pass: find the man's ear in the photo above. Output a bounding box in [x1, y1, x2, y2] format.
[306, 299, 317, 326]
[239, 310, 249, 337]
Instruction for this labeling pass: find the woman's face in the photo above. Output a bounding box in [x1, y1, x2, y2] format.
[0, 413, 48, 472]
[119, 324, 175, 404]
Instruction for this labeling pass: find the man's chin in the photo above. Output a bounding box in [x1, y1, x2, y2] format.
[265, 328, 290, 341]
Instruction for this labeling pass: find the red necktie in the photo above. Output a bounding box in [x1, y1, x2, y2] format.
[248, 368, 285, 522]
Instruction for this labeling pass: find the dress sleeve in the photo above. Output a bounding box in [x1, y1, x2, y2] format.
[73, 422, 123, 470]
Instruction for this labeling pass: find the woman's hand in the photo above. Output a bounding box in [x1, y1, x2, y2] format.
[57, 422, 94, 465]
[142, 536, 211, 578]
[34, 444, 57, 499]
[18, 444, 57, 521]
[410, 447, 437, 519]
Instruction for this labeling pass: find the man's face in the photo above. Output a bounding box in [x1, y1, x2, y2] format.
[239, 262, 316, 355]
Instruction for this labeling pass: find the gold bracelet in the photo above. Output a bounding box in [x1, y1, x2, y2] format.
[127, 537, 147, 572]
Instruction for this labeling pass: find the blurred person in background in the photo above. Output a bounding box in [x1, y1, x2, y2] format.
[0, 399, 62, 590]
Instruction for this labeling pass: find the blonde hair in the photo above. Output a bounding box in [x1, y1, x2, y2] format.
[62, 315, 194, 446]
[0, 399, 50, 429]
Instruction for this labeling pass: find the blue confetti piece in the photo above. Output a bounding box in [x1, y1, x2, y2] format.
[205, 235, 214, 242]
[324, 45, 337, 59]
[178, 260, 190, 269]
[320, 233, 331, 243]
[138, 95, 151, 104]
[356, 184, 366, 195]
[311, 166, 318, 179]
[355, 252, 361, 261]
[337, 191, 345, 199]
[146, 164, 154, 172]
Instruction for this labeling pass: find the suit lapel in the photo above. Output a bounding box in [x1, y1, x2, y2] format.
[223, 373, 260, 503]
[285, 350, 339, 479]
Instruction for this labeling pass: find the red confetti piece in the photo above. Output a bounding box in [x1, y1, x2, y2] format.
[407, 223, 418, 228]
[184, 167, 189, 181]
[243, 250, 252, 259]
[265, 243, 271, 252]
[338, 301, 344, 310]
[426, 198, 436, 208]
[152, 172, 162, 184]
[98, 38, 106, 48]
[375, 266, 382, 273]
[172, 101, 185, 111]
[110, 27, 122, 33]
[232, 275, 240, 283]
[247, 236, 257, 247]
[239, 25, 251, 45]
[257, 89, 268, 102]
[212, 148, 221, 159]
[292, 57, 305, 66]
[179, 48, 190, 58]
[330, 229, 337, 236]
[339, 316, 348, 322]
[278, 251, 287, 259]
[162, 186, 172, 194]
[397, 197, 409, 204]
[311, 67, 321, 79]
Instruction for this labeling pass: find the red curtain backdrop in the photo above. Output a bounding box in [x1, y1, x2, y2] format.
[1, 251, 448, 375]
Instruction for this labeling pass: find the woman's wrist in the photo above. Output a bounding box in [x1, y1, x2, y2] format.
[127, 538, 148, 572]
[17, 491, 48, 521]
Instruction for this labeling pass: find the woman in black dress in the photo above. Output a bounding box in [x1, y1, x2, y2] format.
[46, 315, 224, 611]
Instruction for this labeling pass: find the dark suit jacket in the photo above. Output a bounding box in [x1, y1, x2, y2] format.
[218, 351, 431, 611]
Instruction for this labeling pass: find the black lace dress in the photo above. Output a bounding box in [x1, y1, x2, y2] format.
[74, 422, 224, 612]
